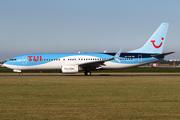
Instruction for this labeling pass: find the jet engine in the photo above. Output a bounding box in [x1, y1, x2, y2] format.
[61, 65, 79, 73]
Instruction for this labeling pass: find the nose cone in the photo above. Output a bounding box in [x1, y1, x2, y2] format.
[1, 64, 4, 67]
[0, 64, 4, 67]
[1, 61, 11, 68]
[0, 61, 6, 67]
[1, 62, 7, 67]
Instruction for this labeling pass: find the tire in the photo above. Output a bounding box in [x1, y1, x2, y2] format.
[84, 71, 91, 76]
[19, 73, 23, 76]
[87, 71, 91, 76]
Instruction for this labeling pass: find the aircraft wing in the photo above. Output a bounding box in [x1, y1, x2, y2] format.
[79, 58, 114, 69]
[79, 47, 123, 69]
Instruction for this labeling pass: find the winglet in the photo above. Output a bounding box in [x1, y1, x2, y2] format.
[114, 47, 123, 62]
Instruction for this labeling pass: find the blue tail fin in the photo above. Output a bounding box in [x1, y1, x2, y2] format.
[128, 23, 169, 54]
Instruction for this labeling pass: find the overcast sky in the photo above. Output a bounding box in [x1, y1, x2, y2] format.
[0, 0, 180, 61]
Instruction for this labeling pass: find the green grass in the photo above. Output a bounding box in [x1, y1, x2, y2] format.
[0, 77, 180, 119]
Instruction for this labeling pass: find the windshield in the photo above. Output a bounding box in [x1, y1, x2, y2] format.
[10, 59, 17, 61]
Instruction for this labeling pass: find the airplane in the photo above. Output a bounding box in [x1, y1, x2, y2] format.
[2, 23, 174, 76]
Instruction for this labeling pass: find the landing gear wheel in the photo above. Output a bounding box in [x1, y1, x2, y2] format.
[87, 71, 91, 76]
[19, 73, 23, 76]
[84, 71, 91, 76]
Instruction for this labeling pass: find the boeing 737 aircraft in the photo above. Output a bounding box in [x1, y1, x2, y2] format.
[3, 23, 174, 75]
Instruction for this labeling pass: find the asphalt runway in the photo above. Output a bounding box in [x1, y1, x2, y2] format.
[1, 75, 180, 77]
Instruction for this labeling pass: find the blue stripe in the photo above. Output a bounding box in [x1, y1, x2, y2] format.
[4, 53, 162, 66]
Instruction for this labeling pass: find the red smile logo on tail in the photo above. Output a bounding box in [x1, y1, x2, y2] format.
[151, 37, 164, 48]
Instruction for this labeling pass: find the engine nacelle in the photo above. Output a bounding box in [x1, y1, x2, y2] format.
[61, 65, 79, 73]
[13, 69, 22, 72]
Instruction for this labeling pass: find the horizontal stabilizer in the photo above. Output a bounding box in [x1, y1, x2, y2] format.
[151, 52, 175, 57]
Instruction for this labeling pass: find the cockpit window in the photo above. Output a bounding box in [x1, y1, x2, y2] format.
[10, 59, 17, 61]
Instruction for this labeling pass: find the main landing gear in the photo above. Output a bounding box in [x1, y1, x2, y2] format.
[19, 73, 23, 76]
[84, 71, 91, 76]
